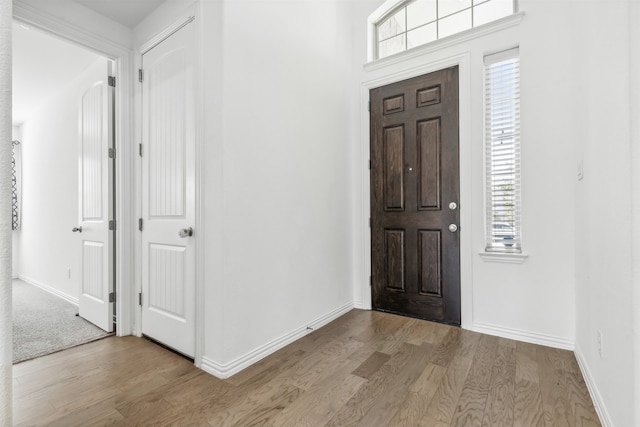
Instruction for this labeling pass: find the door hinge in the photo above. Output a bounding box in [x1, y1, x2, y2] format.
[369, 217, 371, 228]
[368, 101, 371, 112]
[369, 276, 372, 287]
[109, 220, 116, 231]
[139, 69, 143, 83]
[109, 292, 116, 303]
[108, 76, 116, 87]
[138, 218, 143, 231]
[138, 143, 143, 157]
[108, 147, 116, 159]
[368, 159, 371, 170]
[138, 292, 143, 306]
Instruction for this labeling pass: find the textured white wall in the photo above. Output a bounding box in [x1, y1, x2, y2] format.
[0, 0, 12, 423]
[18, 57, 106, 302]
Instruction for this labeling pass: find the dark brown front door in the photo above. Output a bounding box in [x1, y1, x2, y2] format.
[370, 66, 460, 326]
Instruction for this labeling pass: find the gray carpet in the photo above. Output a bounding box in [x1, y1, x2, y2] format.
[12, 279, 110, 364]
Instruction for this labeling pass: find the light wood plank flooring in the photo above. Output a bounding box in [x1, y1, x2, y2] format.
[13, 310, 601, 426]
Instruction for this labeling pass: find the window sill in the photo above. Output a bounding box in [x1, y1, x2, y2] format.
[365, 11, 526, 71]
[478, 251, 528, 264]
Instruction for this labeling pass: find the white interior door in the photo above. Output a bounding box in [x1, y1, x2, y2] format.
[77, 62, 114, 333]
[141, 21, 196, 357]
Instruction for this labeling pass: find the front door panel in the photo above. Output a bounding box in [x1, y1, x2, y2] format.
[370, 66, 460, 325]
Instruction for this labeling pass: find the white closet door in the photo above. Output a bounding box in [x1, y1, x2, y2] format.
[141, 20, 196, 357]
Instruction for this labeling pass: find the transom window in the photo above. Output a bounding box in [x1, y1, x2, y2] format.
[376, 0, 516, 59]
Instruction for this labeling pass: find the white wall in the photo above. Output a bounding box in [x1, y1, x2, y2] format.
[219, 0, 356, 364]
[571, 1, 636, 426]
[630, 2, 640, 425]
[18, 57, 108, 302]
[11, 125, 20, 278]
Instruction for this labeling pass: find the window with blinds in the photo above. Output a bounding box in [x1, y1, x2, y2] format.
[484, 47, 521, 253]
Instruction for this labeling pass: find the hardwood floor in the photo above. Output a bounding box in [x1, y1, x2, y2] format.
[13, 310, 601, 426]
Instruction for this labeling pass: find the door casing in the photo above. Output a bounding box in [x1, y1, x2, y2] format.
[358, 53, 473, 330]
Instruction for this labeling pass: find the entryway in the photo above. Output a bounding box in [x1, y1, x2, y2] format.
[11, 21, 117, 360]
[370, 66, 461, 326]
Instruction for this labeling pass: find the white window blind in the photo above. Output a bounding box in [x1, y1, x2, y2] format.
[484, 47, 521, 252]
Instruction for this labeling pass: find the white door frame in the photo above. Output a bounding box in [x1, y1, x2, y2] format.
[134, 7, 204, 366]
[13, 3, 136, 337]
[355, 52, 474, 330]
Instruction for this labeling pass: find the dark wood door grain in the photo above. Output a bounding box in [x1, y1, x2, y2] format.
[370, 66, 460, 325]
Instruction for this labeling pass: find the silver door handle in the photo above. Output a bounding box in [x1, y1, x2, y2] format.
[72, 226, 82, 233]
[178, 227, 193, 238]
[448, 224, 458, 233]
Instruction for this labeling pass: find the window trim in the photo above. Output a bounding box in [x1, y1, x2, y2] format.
[483, 47, 523, 255]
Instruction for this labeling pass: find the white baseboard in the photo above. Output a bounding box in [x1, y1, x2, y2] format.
[201, 302, 354, 379]
[574, 344, 611, 427]
[472, 321, 574, 350]
[18, 275, 79, 306]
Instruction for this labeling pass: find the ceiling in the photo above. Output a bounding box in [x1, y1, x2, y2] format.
[12, 23, 103, 125]
[73, 0, 166, 29]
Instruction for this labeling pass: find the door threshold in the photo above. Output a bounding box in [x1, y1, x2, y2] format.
[373, 308, 461, 327]
[141, 335, 195, 362]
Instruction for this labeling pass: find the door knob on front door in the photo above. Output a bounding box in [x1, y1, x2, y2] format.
[72, 226, 82, 233]
[448, 224, 458, 233]
[178, 227, 193, 238]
